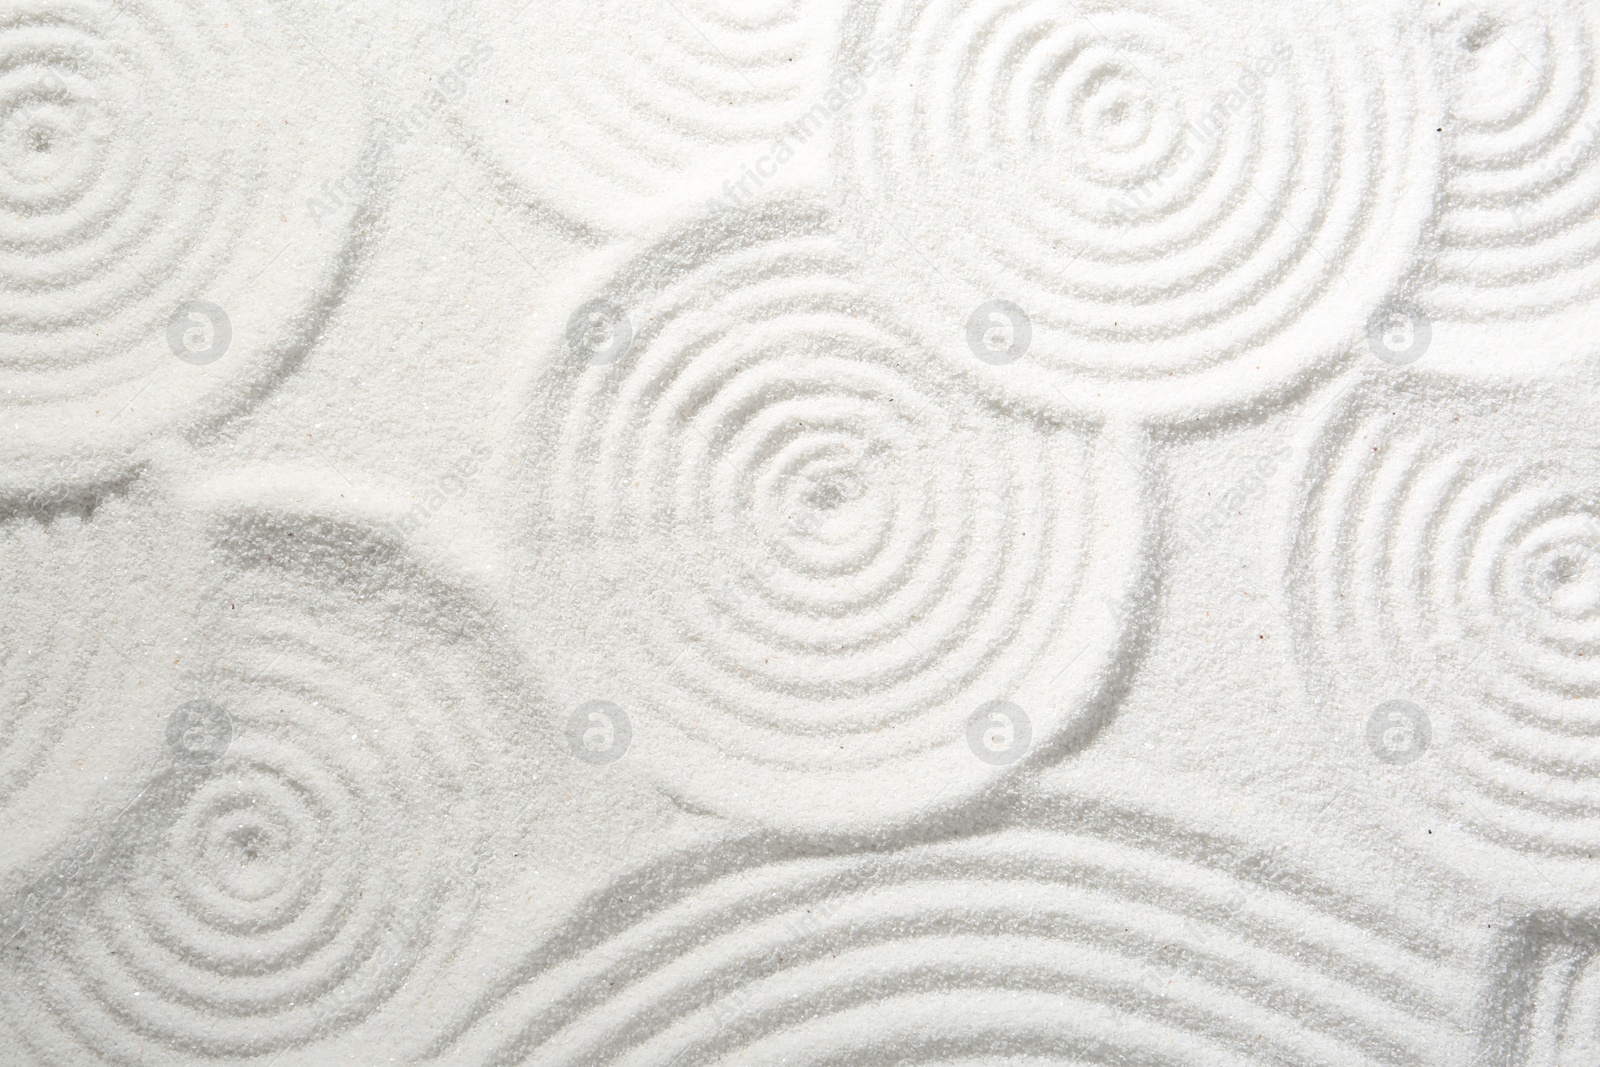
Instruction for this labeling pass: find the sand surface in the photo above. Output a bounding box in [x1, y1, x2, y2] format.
[3, 0, 1600, 1062]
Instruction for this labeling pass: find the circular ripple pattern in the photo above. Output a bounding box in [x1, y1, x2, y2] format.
[0, 0, 368, 492]
[438, 825, 1465, 1066]
[1287, 377, 1600, 855]
[511, 204, 1144, 829]
[1421, 0, 1600, 320]
[0, 515, 523, 1063]
[839, 0, 1438, 420]
[455, 0, 835, 230]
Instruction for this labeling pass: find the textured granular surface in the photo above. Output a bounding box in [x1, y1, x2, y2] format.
[2, 0, 1599, 1063]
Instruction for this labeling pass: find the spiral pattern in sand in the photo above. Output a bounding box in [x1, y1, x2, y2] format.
[437, 820, 1467, 1066]
[0, 503, 532, 1063]
[1287, 377, 1600, 855]
[511, 204, 1145, 829]
[455, 0, 837, 230]
[838, 0, 1438, 419]
[0, 0, 369, 492]
[1422, 0, 1600, 320]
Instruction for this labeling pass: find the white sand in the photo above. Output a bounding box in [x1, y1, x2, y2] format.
[2, 0, 1599, 1063]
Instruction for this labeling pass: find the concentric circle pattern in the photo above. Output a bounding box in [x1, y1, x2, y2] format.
[1421, 0, 1600, 320]
[436, 819, 1469, 1066]
[454, 0, 838, 230]
[0, 505, 532, 1063]
[0, 0, 369, 492]
[838, 0, 1439, 419]
[510, 203, 1145, 828]
[1287, 376, 1600, 855]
